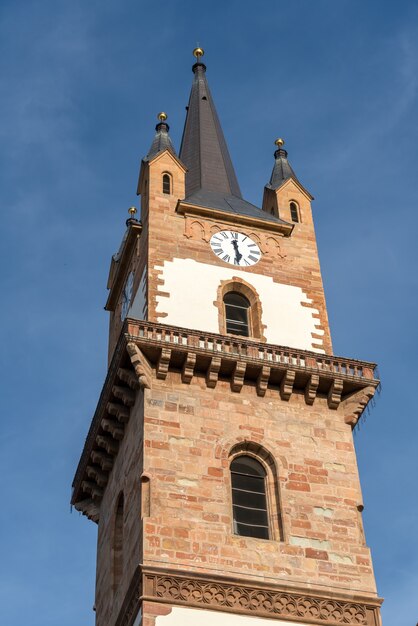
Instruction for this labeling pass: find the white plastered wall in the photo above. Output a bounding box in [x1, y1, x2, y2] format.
[154, 258, 324, 353]
[155, 606, 312, 626]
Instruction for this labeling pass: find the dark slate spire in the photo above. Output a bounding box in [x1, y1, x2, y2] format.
[267, 139, 299, 190]
[179, 48, 241, 198]
[145, 112, 176, 161]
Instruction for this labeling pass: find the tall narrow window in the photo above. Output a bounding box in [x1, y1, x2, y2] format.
[231, 456, 269, 539]
[224, 292, 250, 337]
[113, 493, 124, 589]
[162, 173, 171, 195]
[290, 201, 299, 223]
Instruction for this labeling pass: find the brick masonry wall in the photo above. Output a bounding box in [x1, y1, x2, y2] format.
[141, 372, 376, 596]
[95, 391, 145, 626]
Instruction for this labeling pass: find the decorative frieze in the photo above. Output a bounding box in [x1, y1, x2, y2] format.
[138, 568, 382, 626]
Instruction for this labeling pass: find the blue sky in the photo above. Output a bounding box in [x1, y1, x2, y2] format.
[1, 0, 417, 624]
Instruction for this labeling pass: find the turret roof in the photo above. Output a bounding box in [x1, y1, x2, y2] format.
[266, 146, 299, 190]
[144, 119, 176, 162]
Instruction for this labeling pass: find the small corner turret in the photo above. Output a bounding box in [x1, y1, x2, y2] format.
[262, 138, 313, 224]
[137, 112, 186, 216]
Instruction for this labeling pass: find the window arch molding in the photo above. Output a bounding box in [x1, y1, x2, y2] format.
[216, 278, 265, 341]
[162, 172, 172, 195]
[228, 442, 284, 541]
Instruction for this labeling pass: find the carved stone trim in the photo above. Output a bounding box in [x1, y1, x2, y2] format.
[206, 356, 221, 388]
[107, 402, 130, 423]
[126, 343, 152, 389]
[91, 449, 113, 471]
[102, 418, 125, 440]
[118, 367, 140, 390]
[342, 386, 376, 427]
[72, 497, 99, 522]
[280, 369, 296, 400]
[305, 373, 319, 405]
[141, 568, 382, 626]
[96, 434, 118, 455]
[181, 352, 196, 384]
[141, 571, 381, 626]
[86, 464, 108, 487]
[328, 378, 344, 409]
[157, 348, 171, 380]
[231, 361, 246, 392]
[256, 365, 271, 397]
[81, 480, 103, 500]
[112, 385, 136, 406]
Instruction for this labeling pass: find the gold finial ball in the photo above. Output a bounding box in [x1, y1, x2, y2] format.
[157, 112, 167, 122]
[275, 138, 285, 147]
[193, 47, 204, 59]
[128, 206, 137, 218]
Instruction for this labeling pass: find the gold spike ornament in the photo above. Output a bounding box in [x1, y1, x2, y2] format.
[275, 138, 285, 147]
[157, 112, 167, 122]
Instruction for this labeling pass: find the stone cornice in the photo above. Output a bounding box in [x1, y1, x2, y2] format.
[176, 201, 293, 236]
[116, 565, 382, 626]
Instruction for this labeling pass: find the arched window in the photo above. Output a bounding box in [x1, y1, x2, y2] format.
[290, 201, 299, 223]
[231, 456, 269, 539]
[224, 292, 250, 337]
[113, 493, 124, 590]
[162, 173, 171, 195]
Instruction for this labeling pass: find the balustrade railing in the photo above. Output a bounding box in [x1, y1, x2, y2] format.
[126, 319, 376, 380]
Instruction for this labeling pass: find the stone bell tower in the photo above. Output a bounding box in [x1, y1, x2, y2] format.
[72, 48, 383, 626]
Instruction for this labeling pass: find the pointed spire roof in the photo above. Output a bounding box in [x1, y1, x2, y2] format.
[144, 113, 176, 161]
[179, 51, 241, 198]
[266, 139, 300, 190]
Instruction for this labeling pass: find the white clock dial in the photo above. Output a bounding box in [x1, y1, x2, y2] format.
[210, 231, 262, 267]
[121, 271, 134, 320]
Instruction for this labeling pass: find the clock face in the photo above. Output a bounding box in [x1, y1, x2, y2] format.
[210, 231, 262, 267]
[121, 271, 134, 321]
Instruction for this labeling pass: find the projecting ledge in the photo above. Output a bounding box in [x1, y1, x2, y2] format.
[125, 319, 379, 408]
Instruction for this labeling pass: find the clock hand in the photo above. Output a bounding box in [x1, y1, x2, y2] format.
[231, 239, 242, 264]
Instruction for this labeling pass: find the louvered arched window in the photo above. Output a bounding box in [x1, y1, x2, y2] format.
[162, 173, 171, 195]
[231, 456, 269, 539]
[224, 292, 250, 337]
[290, 201, 299, 223]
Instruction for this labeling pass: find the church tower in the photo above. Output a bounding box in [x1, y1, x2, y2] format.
[72, 49, 383, 626]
